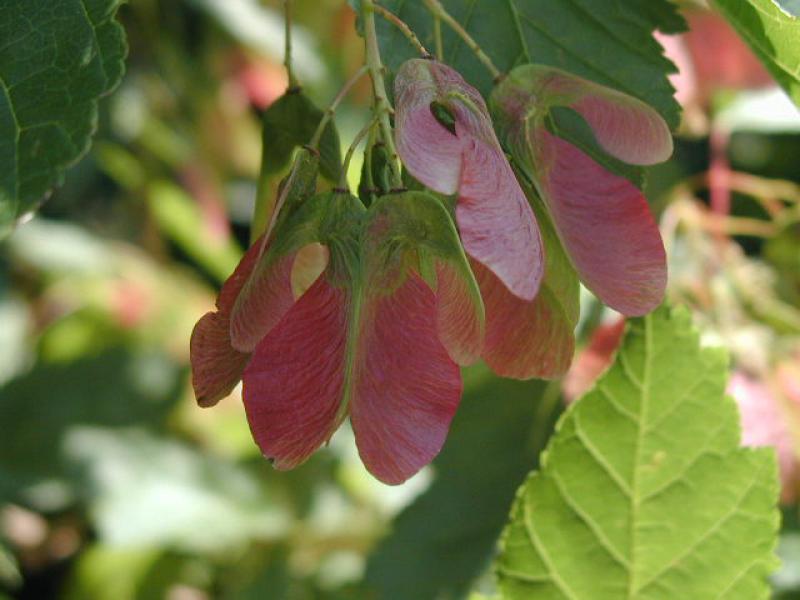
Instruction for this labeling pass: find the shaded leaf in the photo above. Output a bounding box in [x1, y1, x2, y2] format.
[496, 306, 780, 599]
[261, 90, 341, 182]
[364, 366, 558, 599]
[0, 0, 127, 236]
[715, 0, 800, 108]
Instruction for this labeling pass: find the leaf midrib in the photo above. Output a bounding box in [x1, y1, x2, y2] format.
[626, 314, 652, 598]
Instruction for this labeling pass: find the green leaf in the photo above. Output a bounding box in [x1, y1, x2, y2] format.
[363, 0, 684, 129]
[714, 0, 800, 108]
[495, 306, 780, 599]
[0, 0, 127, 236]
[261, 90, 342, 182]
[365, 366, 559, 600]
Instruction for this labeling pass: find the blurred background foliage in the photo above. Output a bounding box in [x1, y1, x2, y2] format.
[0, 1, 799, 599]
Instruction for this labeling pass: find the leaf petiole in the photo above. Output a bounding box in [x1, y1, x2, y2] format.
[433, 12, 443, 61]
[309, 64, 369, 150]
[337, 118, 380, 192]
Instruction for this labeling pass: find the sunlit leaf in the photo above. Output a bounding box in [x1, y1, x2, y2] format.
[715, 0, 800, 108]
[495, 306, 780, 599]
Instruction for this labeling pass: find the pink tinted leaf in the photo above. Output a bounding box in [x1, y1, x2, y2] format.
[364, 191, 484, 366]
[394, 59, 496, 160]
[394, 93, 462, 194]
[434, 261, 483, 365]
[216, 233, 265, 312]
[394, 60, 464, 194]
[536, 131, 667, 316]
[230, 193, 336, 353]
[491, 64, 673, 167]
[350, 271, 462, 485]
[571, 91, 673, 166]
[228, 151, 320, 353]
[190, 312, 252, 407]
[394, 60, 543, 301]
[242, 277, 349, 470]
[472, 261, 574, 380]
[229, 252, 299, 353]
[457, 138, 543, 301]
[189, 233, 264, 407]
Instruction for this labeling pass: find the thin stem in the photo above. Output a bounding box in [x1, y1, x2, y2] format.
[422, 0, 502, 81]
[309, 65, 369, 149]
[682, 169, 799, 219]
[338, 119, 379, 191]
[363, 126, 377, 197]
[362, 0, 403, 189]
[283, 0, 298, 88]
[373, 4, 430, 57]
[727, 171, 800, 204]
[433, 13, 443, 60]
[698, 210, 779, 238]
